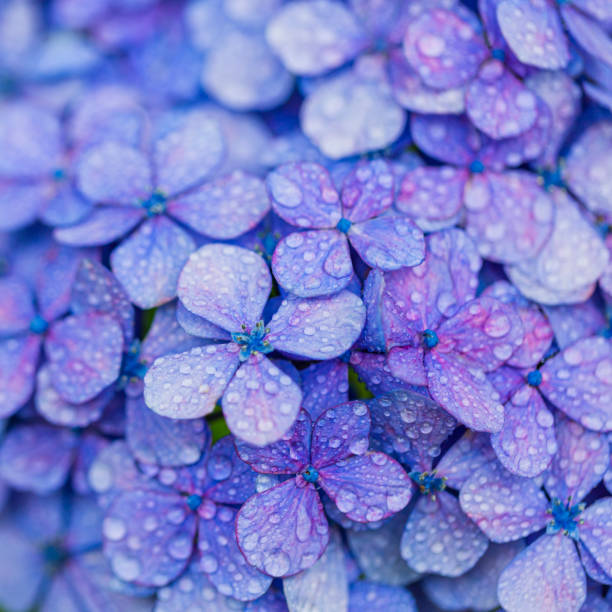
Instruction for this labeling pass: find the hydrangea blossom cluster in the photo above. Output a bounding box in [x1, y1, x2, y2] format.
[0, 1, 612, 611]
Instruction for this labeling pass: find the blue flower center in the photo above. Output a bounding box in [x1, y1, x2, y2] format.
[302, 466, 319, 483]
[336, 218, 352, 234]
[469, 160, 485, 174]
[118, 340, 147, 387]
[186, 494, 203, 511]
[43, 542, 67, 565]
[540, 165, 565, 190]
[423, 329, 439, 349]
[491, 48, 506, 62]
[29, 314, 49, 335]
[546, 498, 584, 540]
[410, 470, 446, 495]
[52, 168, 66, 181]
[231, 320, 273, 362]
[526, 369, 542, 387]
[140, 191, 167, 216]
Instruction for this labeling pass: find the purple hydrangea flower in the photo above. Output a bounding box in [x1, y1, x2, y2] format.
[144, 243, 365, 445]
[372, 228, 524, 432]
[267, 159, 425, 297]
[235, 402, 412, 577]
[397, 112, 555, 264]
[460, 416, 611, 612]
[54, 108, 234, 308]
[98, 435, 272, 600]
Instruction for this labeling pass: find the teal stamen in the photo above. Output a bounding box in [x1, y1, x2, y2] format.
[231, 320, 273, 361]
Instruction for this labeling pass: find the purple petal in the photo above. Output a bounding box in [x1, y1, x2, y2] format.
[197, 507, 272, 601]
[76, 142, 152, 205]
[349, 212, 425, 271]
[178, 244, 271, 333]
[545, 415, 609, 503]
[223, 355, 302, 446]
[347, 510, 420, 586]
[72, 258, 134, 344]
[349, 351, 417, 396]
[579, 498, 612, 580]
[283, 525, 348, 611]
[266, 0, 368, 76]
[144, 344, 240, 419]
[562, 4, 612, 67]
[36, 244, 94, 322]
[0, 424, 77, 493]
[488, 365, 525, 404]
[175, 302, 229, 341]
[268, 291, 365, 360]
[311, 401, 371, 468]
[40, 181, 93, 228]
[544, 300, 607, 350]
[540, 337, 612, 432]
[72, 431, 109, 495]
[111, 217, 195, 309]
[54, 206, 145, 247]
[236, 479, 329, 577]
[425, 351, 504, 432]
[272, 230, 353, 298]
[401, 491, 488, 576]
[435, 430, 496, 489]
[403, 8, 488, 89]
[301, 58, 406, 159]
[497, 0, 568, 69]
[0, 276, 34, 335]
[36, 364, 112, 427]
[466, 59, 538, 139]
[369, 390, 456, 472]
[0, 519, 45, 612]
[142, 303, 211, 363]
[423, 541, 525, 612]
[388, 48, 466, 114]
[349, 582, 417, 612]
[104, 489, 195, 586]
[579, 541, 612, 587]
[526, 70, 581, 169]
[302, 360, 349, 421]
[126, 395, 210, 467]
[318, 452, 412, 522]
[0, 102, 61, 178]
[386, 346, 427, 386]
[435, 296, 524, 371]
[491, 385, 556, 477]
[498, 534, 586, 612]
[45, 312, 123, 404]
[340, 159, 395, 223]
[155, 558, 243, 612]
[0, 182, 47, 231]
[483, 280, 553, 368]
[397, 166, 467, 222]
[459, 460, 549, 542]
[464, 171, 554, 264]
[266, 162, 341, 229]
[410, 113, 478, 166]
[235, 409, 311, 475]
[169, 171, 270, 240]
[153, 110, 224, 195]
[203, 436, 258, 505]
[563, 121, 612, 219]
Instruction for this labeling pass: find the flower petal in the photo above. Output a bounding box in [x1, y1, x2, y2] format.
[460, 460, 549, 542]
[236, 479, 329, 577]
[104, 489, 196, 587]
[302, 360, 349, 421]
[144, 344, 240, 419]
[401, 491, 488, 576]
[579, 498, 612, 580]
[272, 229, 353, 298]
[223, 355, 302, 446]
[349, 582, 417, 612]
[268, 291, 365, 360]
[178, 244, 271, 332]
[498, 534, 586, 612]
[111, 216, 195, 310]
[318, 452, 412, 522]
[0, 276, 34, 335]
[45, 312, 123, 404]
